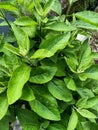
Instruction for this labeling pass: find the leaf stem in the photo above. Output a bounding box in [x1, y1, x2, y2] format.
[25, 56, 35, 67]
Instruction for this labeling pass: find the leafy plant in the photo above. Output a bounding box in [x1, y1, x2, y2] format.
[0, 0, 98, 130]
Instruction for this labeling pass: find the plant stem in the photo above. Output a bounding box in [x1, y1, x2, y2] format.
[0, 10, 11, 28]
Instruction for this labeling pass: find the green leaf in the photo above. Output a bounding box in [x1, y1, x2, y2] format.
[75, 11, 98, 26]
[33, 0, 43, 16]
[67, 109, 78, 130]
[31, 49, 53, 59]
[83, 96, 98, 109]
[77, 87, 94, 98]
[68, 0, 78, 5]
[0, 87, 6, 94]
[0, 21, 9, 26]
[42, 32, 70, 53]
[43, 0, 55, 16]
[0, 2, 18, 11]
[4, 43, 20, 56]
[17, 0, 23, 4]
[0, 12, 4, 19]
[17, 108, 40, 130]
[30, 99, 60, 121]
[64, 78, 76, 91]
[21, 26, 37, 38]
[51, 0, 62, 15]
[4, 31, 16, 43]
[40, 121, 49, 129]
[0, 116, 9, 130]
[4, 51, 19, 71]
[55, 58, 66, 77]
[80, 122, 90, 130]
[92, 52, 98, 59]
[7, 65, 31, 105]
[76, 98, 88, 109]
[48, 123, 66, 130]
[76, 121, 83, 130]
[29, 85, 60, 121]
[29, 66, 57, 84]
[0, 93, 8, 120]
[64, 54, 78, 73]
[73, 20, 98, 30]
[81, 121, 98, 130]
[79, 65, 98, 81]
[14, 16, 37, 26]
[21, 85, 35, 101]
[45, 22, 77, 32]
[77, 40, 92, 73]
[31, 33, 70, 59]
[47, 78, 73, 102]
[11, 23, 30, 56]
[0, 65, 10, 76]
[78, 109, 97, 119]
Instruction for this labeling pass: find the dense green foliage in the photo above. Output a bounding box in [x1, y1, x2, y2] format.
[0, 0, 98, 129]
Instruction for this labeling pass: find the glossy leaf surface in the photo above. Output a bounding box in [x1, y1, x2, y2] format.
[7, 65, 31, 104]
[29, 66, 57, 84]
[14, 16, 37, 26]
[78, 109, 97, 119]
[0, 94, 8, 120]
[48, 79, 73, 102]
[45, 22, 77, 32]
[67, 109, 78, 130]
[21, 85, 35, 101]
[11, 24, 30, 56]
[29, 85, 60, 121]
[64, 78, 76, 91]
[75, 11, 98, 26]
[17, 108, 40, 130]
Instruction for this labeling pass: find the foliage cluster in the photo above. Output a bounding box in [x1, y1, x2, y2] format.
[0, 0, 98, 130]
